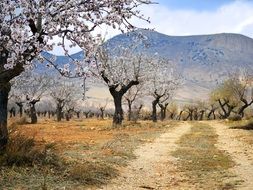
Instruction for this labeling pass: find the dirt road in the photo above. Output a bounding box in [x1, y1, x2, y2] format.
[99, 122, 191, 190]
[210, 121, 253, 190]
[96, 121, 253, 190]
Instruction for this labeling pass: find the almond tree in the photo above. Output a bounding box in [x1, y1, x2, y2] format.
[124, 84, 143, 121]
[167, 102, 178, 120]
[0, 0, 152, 149]
[229, 73, 253, 118]
[10, 71, 49, 124]
[50, 79, 78, 122]
[211, 73, 253, 119]
[93, 48, 148, 125]
[98, 99, 109, 119]
[147, 58, 180, 122]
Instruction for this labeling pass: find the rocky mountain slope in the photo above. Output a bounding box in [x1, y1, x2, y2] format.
[39, 29, 253, 102]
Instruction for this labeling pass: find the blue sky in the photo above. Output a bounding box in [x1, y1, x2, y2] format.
[53, 0, 253, 55]
[157, 0, 235, 11]
[134, 0, 253, 37]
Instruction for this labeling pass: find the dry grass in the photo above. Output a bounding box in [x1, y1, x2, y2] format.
[172, 122, 236, 189]
[0, 118, 167, 189]
[224, 119, 253, 146]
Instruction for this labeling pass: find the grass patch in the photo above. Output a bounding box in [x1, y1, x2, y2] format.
[2, 118, 167, 189]
[0, 127, 61, 168]
[224, 119, 253, 145]
[68, 161, 117, 186]
[172, 123, 235, 189]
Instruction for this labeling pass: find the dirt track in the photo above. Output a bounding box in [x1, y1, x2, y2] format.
[210, 121, 253, 190]
[97, 121, 253, 190]
[99, 122, 191, 190]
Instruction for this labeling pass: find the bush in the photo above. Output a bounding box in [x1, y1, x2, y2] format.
[228, 115, 242, 121]
[0, 132, 61, 167]
[231, 122, 253, 130]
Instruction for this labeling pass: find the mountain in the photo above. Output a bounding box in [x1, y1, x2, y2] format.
[37, 29, 253, 102]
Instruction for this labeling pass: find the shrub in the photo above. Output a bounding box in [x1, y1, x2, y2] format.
[231, 122, 253, 130]
[0, 132, 61, 167]
[228, 115, 242, 121]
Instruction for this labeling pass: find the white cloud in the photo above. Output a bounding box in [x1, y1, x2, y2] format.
[130, 0, 253, 38]
[52, 1, 253, 55]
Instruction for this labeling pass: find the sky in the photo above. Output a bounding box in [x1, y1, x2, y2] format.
[52, 0, 253, 55]
[156, 0, 234, 11]
[132, 0, 253, 37]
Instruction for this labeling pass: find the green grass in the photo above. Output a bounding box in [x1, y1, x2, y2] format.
[172, 123, 236, 189]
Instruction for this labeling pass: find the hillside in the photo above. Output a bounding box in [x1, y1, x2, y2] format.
[39, 30, 253, 102]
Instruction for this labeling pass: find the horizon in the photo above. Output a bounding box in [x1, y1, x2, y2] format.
[49, 30, 253, 56]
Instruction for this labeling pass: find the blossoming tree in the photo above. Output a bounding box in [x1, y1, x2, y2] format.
[0, 0, 152, 150]
[93, 47, 148, 125]
[147, 58, 181, 122]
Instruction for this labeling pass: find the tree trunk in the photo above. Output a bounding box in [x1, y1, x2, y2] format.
[152, 99, 159, 122]
[238, 100, 253, 118]
[207, 110, 213, 120]
[56, 103, 63, 122]
[0, 83, 11, 151]
[159, 103, 168, 121]
[160, 107, 165, 121]
[76, 112, 80, 119]
[100, 109, 104, 119]
[177, 111, 183, 120]
[30, 103, 38, 124]
[66, 113, 70, 121]
[16, 102, 23, 117]
[113, 94, 124, 125]
[186, 110, 193, 121]
[199, 110, 205, 121]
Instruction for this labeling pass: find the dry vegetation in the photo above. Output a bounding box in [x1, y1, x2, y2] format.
[0, 118, 167, 189]
[224, 119, 253, 146]
[172, 123, 237, 189]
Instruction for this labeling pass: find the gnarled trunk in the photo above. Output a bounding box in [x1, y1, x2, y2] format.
[56, 104, 63, 122]
[159, 103, 168, 121]
[152, 99, 159, 122]
[56, 99, 64, 122]
[198, 110, 205, 121]
[238, 99, 253, 118]
[113, 94, 124, 125]
[30, 103, 38, 124]
[16, 102, 23, 117]
[0, 83, 11, 151]
[177, 110, 183, 120]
